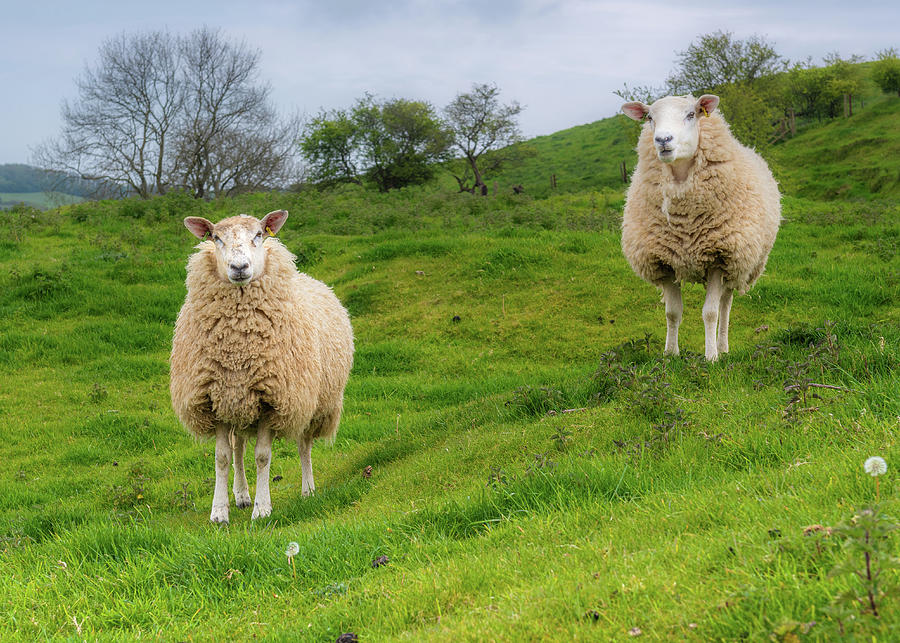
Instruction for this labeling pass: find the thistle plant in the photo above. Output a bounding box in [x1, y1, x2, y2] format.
[824, 457, 898, 633]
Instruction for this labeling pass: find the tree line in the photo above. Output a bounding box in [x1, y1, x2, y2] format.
[299, 84, 530, 194]
[35, 27, 528, 199]
[35, 28, 900, 199]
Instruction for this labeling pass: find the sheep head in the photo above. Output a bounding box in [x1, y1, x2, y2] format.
[184, 210, 288, 285]
[621, 94, 719, 164]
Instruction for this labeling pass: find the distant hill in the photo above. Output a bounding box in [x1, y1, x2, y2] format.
[0, 164, 98, 198]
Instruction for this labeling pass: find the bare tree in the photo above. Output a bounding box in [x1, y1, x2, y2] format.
[35, 27, 298, 199]
[173, 27, 295, 198]
[33, 30, 181, 198]
[444, 83, 527, 194]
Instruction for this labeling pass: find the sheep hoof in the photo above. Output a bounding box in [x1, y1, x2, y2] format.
[234, 494, 252, 509]
[251, 503, 272, 520]
[210, 506, 230, 524]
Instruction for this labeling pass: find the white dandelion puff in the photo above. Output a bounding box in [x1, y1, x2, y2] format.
[864, 457, 887, 477]
[286, 541, 299, 578]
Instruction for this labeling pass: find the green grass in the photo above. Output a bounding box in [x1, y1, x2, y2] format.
[0, 189, 898, 640]
[768, 97, 900, 199]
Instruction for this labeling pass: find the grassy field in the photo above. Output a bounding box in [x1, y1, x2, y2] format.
[0, 188, 898, 640]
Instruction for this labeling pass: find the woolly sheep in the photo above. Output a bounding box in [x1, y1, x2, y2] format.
[170, 210, 354, 524]
[620, 94, 781, 361]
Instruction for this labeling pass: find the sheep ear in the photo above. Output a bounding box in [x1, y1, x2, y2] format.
[261, 210, 288, 236]
[697, 94, 719, 116]
[621, 102, 649, 121]
[184, 217, 214, 240]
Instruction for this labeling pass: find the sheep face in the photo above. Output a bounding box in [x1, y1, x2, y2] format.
[622, 94, 719, 164]
[184, 211, 289, 285]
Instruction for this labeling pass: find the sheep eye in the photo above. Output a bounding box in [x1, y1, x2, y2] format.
[213, 235, 223, 246]
[686, 112, 695, 120]
[645, 114, 652, 122]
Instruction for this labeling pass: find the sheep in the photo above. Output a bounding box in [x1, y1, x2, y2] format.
[170, 210, 354, 524]
[620, 94, 781, 361]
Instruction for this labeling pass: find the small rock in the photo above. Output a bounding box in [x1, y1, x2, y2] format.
[452, 315, 461, 323]
[272, 475, 283, 482]
[362, 465, 373, 479]
[371, 555, 389, 568]
[629, 627, 642, 636]
[336, 634, 358, 643]
[415, 270, 425, 276]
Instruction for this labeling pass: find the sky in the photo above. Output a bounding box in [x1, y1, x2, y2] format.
[1, 0, 898, 165]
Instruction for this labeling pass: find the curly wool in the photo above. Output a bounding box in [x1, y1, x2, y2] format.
[170, 238, 353, 440]
[621, 111, 781, 294]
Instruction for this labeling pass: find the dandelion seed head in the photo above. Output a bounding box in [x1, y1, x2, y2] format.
[286, 541, 300, 557]
[864, 456, 887, 477]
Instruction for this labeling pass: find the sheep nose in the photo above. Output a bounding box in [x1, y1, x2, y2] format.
[655, 134, 673, 145]
[230, 261, 250, 273]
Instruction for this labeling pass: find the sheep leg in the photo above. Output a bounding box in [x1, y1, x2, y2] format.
[210, 426, 233, 524]
[251, 424, 273, 520]
[661, 279, 682, 356]
[299, 439, 315, 497]
[717, 287, 734, 355]
[231, 434, 251, 509]
[702, 268, 725, 362]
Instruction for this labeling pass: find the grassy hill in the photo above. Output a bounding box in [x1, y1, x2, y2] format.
[489, 64, 900, 200]
[767, 96, 900, 199]
[0, 189, 898, 640]
[489, 117, 636, 198]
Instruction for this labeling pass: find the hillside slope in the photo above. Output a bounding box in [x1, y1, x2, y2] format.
[489, 70, 900, 200]
[0, 191, 897, 640]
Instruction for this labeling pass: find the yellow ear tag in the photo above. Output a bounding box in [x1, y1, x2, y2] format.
[700, 106, 709, 117]
[266, 226, 276, 237]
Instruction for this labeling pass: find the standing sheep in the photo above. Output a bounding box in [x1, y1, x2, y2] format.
[170, 210, 354, 524]
[620, 94, 781, 361]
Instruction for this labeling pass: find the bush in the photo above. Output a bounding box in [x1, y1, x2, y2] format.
[872, 49, 900, 97]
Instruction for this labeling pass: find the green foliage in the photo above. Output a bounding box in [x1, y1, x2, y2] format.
[444, 83, 526, 193]
[300, 95, 452, 192]
[299, 109, 362, 186]
[872, 48, 900, 97]
[824, 506, 900, 634]
[665, 30, 786, 95]
[356, 96, 454, 191]
[714, 80, 784, 150]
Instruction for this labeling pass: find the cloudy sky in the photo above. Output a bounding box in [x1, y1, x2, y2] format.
[2, 0, 898, 164]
